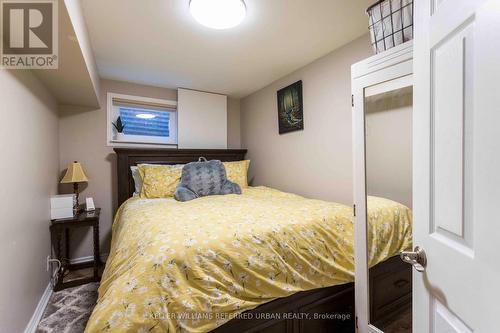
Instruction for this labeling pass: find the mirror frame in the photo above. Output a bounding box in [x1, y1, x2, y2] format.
[351, 41, 413, 333]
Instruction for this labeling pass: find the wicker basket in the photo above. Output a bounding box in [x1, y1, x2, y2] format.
[367, 0, 413, 54]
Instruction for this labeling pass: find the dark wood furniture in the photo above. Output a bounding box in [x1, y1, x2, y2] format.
[50, 208, 101, 291]
[115, 148, 248, 207]
[113, 148, 411, 333]
[213, 283, 355, 333]
[370, 256, 412, 329]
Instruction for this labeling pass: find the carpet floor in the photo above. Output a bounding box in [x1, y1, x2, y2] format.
[36, 283, 99, 333]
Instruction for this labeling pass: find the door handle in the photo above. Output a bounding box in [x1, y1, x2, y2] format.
[400, 246, 427, 272]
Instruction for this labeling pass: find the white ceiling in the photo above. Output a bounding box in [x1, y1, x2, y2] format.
[81, 0, 372, 98]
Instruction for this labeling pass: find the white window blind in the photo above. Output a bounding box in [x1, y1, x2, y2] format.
[107, 93, 178, 146]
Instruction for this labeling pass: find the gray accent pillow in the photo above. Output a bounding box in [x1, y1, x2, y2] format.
[174, 158, 241, 202]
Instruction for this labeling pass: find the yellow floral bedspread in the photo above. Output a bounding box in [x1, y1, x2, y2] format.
[85, 187, 412, 333]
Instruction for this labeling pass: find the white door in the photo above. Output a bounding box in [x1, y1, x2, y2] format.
[413, 0, 500, 332]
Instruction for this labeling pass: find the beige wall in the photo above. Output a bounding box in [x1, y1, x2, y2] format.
[227, 98, 241, 148]
[0, 70, 59, 332]
[240, 35, 371, 204]
[366, 89, 412, 208]
[59, 79, 241, 258]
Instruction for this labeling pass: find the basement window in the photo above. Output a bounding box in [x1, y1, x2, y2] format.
[107, 92, 177, 146]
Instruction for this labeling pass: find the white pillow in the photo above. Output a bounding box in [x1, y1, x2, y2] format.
[130, 166, 142, 196]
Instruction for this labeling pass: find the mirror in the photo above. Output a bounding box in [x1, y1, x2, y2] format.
[365, 86, 413, 332]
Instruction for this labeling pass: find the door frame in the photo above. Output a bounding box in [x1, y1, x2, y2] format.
[351, 41, 413, 333]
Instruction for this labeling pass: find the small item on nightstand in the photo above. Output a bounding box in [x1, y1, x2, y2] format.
[50, 194, 75, 219]
[86, 197, 95, 211]
[60, 161, 89, 214]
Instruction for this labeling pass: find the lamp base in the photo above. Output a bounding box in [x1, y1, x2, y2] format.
[74, 205, 83, 215]
[73, 183, 81, 215]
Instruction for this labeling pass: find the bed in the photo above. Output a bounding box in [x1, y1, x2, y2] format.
[85, 148, 412, 333]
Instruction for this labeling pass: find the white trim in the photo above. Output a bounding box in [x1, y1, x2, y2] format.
[69, 253, 108, 265]
[23, 284, 52, 333]
[106, 92, 178, 147]
[364, 74, 413, 98]
[351, 41, 413, 80]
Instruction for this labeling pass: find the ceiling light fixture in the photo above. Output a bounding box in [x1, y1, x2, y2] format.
[189, 0, 246, 30]
[136, 113, 156, 119]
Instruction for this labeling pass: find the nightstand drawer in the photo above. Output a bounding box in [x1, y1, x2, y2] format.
[370, 256, 412, 324]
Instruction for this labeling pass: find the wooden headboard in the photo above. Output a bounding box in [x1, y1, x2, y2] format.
[114, 148, 247, 207]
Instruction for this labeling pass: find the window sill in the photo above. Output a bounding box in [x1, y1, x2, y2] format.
[108, 139, 178, 148]
[110, 133, 177, 145]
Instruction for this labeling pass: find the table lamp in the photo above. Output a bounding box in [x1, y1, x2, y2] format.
[61, 161, 88, 213]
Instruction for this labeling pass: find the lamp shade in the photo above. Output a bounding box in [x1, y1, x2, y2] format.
[61, 161, 88, 183]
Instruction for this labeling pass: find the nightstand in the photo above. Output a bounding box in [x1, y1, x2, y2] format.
[49, 208, 102, 291]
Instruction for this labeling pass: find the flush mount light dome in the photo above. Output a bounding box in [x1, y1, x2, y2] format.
[190, 0, 246, 29]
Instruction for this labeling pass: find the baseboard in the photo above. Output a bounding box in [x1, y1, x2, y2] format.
[24, 253, 108, 332]
[69, 253, 108, 265]
[24, 283, 52, 333]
